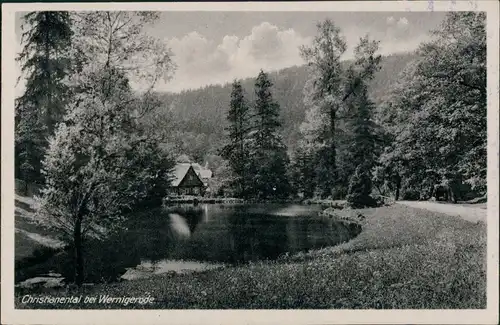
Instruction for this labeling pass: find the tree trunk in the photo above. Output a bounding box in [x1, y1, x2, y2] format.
[328, 105, 337, 196]
[448, 187, 457, 203]
[73, 217, 84, 286]
[430, 184, 437, 200]
[394, 174, 401, 201]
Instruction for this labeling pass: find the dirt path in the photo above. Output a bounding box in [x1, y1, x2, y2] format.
[397, 201, 487, 223]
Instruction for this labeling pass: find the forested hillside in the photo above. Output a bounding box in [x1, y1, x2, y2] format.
[153, 52, 416, 160]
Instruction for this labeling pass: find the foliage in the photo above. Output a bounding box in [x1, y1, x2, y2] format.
[346, 166, 377, 208]
[15, 105, 47, 186]
[296, 20, 382, 199]
[290, 140, 318, 199]
[15, 11, 73, 184]
[207, 160, 237, 197]
[248, 70, 291, 200]
[153, 53, 415, 164]
[377, 12, 486, 200]
[298, 20, 346, 197]
[344, 75, 381, 167]
[36, 64, 175, 285]
[16, 12, 178, 286]
[343, 84, 383, 205]
[221, 81, 252, 197]
[70, 11, 175, 91]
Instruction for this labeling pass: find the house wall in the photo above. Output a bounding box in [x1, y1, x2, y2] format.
[177, 187, 202, 196]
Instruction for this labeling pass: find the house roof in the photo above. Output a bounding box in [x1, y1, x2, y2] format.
[191, 163, 213, 179]
[171, 164, 193, 187]
[170, 163, 212, 187]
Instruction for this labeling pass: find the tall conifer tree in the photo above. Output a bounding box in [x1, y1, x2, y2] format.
[221, 80, 251, 197]
[16, 11, 73, 184]
[249, 70, 291, 200]
[345, 85, 380, 207]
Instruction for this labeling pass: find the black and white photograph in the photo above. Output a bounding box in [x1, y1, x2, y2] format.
[1, 1, 499, 324]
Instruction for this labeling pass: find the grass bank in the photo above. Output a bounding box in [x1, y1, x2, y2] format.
[15, 204, 486, 309]
[15, 195, 64, 262]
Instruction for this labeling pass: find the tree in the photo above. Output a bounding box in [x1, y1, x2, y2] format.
[299, 20, 346, 197]
[208, 159, 238, 198]
[350, 85, 383, 156]
[35, 11, 177, 286]
[378, 12, 486, 200]
[221, 81, 252, 197]
[343, 88, 379, 204]
[299, 20, 381, 198]
[149, 53, 415, 164]
[36, 66, 175, 286]
[249, 70, 291, 200]
[15, 11, 73, 183]
[290, 140, 317, 199]
[346, 165, 377, 208]
[418, 12, 486, 196]
[15, 103, 47, 187]
[70, 11, 175, 97]
[373, 145, 403, 200]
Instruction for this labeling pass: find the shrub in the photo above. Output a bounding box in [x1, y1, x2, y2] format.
[346, 166, 377, 208]
[401, 188, 420, 200]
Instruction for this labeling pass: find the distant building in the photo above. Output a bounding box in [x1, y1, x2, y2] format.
[169, 163, 213, 196]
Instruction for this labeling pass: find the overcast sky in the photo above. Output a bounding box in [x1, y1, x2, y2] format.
[15, 11, 446, 93]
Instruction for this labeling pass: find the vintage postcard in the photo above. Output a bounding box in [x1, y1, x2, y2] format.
[1, 1, 499, 324]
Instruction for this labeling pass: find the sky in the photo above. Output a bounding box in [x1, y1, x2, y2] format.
[15, 11, 447, 93]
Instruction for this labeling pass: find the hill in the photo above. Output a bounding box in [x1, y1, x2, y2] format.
[154, 52, 417, 162]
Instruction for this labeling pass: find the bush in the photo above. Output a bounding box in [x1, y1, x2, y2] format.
[346, 166, 378, 208]
[401, 189, 421, 200]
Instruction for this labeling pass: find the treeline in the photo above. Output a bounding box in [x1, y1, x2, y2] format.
[218, 13, 487, 204]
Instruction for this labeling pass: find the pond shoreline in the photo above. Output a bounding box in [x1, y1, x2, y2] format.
[163, 196, 348, 207]
[16, 201, 361, 290]
[14, 204, 486, 309]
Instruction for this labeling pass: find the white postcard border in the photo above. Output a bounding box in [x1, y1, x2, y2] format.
[2, 1, 499, 324]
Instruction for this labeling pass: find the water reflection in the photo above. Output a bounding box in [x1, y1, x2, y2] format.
[160, 204, 360, 264]
[167, 205, 204, 234]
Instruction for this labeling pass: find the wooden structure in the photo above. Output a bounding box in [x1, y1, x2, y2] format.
[169, 163, 206, 196]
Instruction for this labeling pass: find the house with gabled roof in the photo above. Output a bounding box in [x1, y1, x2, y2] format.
[169, 163, 211, 196]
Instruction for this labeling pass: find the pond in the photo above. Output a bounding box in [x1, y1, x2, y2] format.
[161, 204, 358, 262]
[117, 203, 361, 279]
[16, 203, 362, 285]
